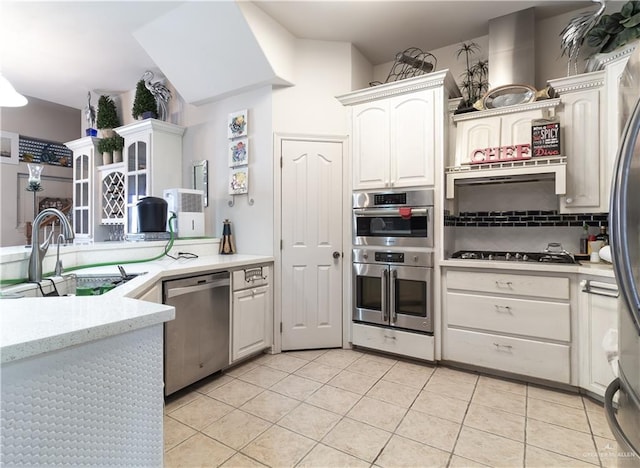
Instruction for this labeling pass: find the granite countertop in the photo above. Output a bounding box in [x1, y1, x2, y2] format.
[0, 253, 274, 364]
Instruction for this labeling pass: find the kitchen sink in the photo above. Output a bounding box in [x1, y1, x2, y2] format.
[0, 271, 144, 298]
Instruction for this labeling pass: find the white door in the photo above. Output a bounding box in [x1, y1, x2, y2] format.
[280, 138, 343, 350]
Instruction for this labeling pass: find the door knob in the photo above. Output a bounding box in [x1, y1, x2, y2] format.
[333, 251, 341, 259]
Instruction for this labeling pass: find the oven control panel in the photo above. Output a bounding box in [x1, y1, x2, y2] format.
[353, 248, 433, 268]
[375, 251, 404, 263]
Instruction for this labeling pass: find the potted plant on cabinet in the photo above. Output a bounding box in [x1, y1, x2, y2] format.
[96, 95, 120, 138]
[97, 136, 124, 165]
[455, 42, 490, 114]
[98, 137, 114, 165]
[111, 135, 124, 163]
[132, 80, 157, 120]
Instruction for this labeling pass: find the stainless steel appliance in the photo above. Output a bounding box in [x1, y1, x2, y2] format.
[605, 44, 640, 466]
[353, 189, 434, 248]
[163, 271, 230, 396]
[450, 250, 578, 264]
[353, 248, 433, 333]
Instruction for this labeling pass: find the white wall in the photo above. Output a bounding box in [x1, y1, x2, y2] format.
[1, 97, 77, 247]
[373, 36, 489, 90]
[273, 39, 354, 136]
[183, 86, 274, 256]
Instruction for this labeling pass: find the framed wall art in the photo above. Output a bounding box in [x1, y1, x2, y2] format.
[227, 109, 247, 139]
[1, 131, 19, 165]
[229, 167, 248, 195]
[229, 138, 248, 167]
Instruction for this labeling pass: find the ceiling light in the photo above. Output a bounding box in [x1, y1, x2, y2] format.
[0, 74, 28, 107]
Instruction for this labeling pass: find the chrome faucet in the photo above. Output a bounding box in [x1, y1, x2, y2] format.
[28, 208, 74, 282]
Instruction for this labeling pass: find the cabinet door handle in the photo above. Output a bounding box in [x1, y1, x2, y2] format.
[566, 197, 573, 204]
[493, 343, 513, 351]
[494, 305, 512, 314]
[384, 335, 397, 340]
[495, 281, 513, 288]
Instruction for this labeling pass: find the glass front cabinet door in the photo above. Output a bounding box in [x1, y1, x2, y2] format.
[65, 136, 99, 241]
[115, 119, 185, 234]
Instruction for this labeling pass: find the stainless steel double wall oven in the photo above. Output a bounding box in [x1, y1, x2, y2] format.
[352, 189, 435, 334]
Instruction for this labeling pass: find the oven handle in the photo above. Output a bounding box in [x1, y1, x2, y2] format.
[354, 208, 428, 217]
[390, 269, 397, 324]
[382, 269, 389, 322]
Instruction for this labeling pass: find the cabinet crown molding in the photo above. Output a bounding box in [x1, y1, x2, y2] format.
[547, 71, 605, 94]
[65, 136, 101, 151]
[115, 119, 186, 137]
[336, 70, 460, 106]
[452, 98, 561, 123]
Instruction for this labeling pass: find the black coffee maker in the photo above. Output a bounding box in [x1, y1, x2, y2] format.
[136, 197, 168, 232]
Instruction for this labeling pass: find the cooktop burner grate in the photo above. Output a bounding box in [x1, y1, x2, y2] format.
[450, 250, 578, 264]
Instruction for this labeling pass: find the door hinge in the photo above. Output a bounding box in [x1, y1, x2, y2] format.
[280, 322, 283, 333]
[280, 239, 283, 250]
[280, 157, 283, 168]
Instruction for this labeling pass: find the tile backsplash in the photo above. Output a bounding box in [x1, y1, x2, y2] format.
[445, 210, 609, 228]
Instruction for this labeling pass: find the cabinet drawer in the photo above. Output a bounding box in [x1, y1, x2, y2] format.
[352, 323, 434, 361]
[447, 292, 570, 341]
[232, 266, 269, 291]
[445, 328, 570, 383]
[447, 270, 569, 300]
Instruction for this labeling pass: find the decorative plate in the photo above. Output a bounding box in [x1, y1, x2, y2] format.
[482, 84, 537, 110]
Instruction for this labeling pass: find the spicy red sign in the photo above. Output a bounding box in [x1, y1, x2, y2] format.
[469, 144, 531, 165]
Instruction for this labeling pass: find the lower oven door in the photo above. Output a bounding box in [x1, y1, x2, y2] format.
[390, 265, 433, 333]
[353, 262, 388, 326]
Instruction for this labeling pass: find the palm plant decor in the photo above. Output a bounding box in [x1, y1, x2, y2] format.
[456, 42, 490, 113]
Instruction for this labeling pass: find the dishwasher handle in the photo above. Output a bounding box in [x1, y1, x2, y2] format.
[165, 276, 230, 299]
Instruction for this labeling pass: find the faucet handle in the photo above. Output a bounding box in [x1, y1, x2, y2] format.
[41, 229, 54, 252]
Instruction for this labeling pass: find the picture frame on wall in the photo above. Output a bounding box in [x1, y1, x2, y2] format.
[229, 138, 248, 167]
[227, 109, 248, 139]
[229, 167, 249, 195]
[1, 131, 19, 165]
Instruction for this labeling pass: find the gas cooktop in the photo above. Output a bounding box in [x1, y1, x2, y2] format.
[451, 250, 578, 264]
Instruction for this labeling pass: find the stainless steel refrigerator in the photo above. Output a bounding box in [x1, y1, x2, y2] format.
[606, 43, 640, 466]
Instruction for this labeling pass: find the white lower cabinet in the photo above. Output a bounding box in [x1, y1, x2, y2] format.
[443, 268, 573, 384]
[352, 323, 434, 361]
[231, 266, 272, 363]
[579, 277, 619, 398]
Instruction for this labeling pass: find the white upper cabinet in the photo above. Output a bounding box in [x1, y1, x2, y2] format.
[352, 101, 389, 189]
[390, 91, 436, 188]
[549, 72, 605, 213]
[65, 136, 99, 241]
[115, 119, 185, 234]
[338, 71, 460, 191]
[549, 44, 635, 213]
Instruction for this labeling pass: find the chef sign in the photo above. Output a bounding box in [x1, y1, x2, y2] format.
[468, 119, 561, 165]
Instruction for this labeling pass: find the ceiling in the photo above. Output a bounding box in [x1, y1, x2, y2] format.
[0, 1, 592, 110]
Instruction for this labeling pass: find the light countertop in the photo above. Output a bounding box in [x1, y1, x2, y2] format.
[0, 253, 274, 364]
[440, 258, 616, 278]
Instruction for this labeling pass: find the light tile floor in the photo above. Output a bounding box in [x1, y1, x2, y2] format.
[164, 349, 625, 467]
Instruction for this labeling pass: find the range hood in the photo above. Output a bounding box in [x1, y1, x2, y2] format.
[445, 156, 567, 199]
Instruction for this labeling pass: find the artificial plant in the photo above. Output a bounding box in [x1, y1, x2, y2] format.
[96, 95, 120, 130]
[456, 42, 490, 110]
[587, 1, 640, 53]
[132, 79, 157, 119]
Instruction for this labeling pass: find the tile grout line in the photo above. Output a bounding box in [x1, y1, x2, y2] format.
[445, 371, 479, 468]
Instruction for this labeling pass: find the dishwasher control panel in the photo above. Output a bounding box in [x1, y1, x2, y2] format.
[232, 266, 269, 291]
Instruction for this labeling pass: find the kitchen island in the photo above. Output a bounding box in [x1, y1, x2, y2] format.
[0, 239, 273, 466]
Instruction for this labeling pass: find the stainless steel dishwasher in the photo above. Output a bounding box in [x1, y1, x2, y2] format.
[163, 271, 230, 396]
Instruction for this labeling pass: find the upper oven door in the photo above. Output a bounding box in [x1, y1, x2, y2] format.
[353, 207, 433, 248]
